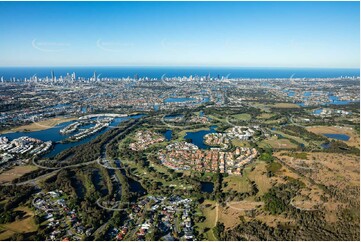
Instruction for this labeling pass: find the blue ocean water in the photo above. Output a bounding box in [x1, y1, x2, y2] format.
[0, 67, 359, 79]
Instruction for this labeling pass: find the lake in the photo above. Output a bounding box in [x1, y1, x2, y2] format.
[163, 130, 172, 141]
[323, 133, 350, 141]
[184, 126, 217, 149]
[200, 182, 214, 193]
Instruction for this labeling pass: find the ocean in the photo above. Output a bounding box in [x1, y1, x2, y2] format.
[0, 66, 359, 79]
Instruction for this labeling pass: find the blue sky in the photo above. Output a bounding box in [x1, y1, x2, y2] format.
[0, 1, 359, 68]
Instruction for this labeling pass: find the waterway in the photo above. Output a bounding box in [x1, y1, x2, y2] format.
[297, 92, 358, 107]
[0, 114, 144, 158]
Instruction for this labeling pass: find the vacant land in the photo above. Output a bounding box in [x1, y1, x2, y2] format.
[197, 200, 217, 240]
[306, 126, 360, 148]
[223, 175, 251, 193]
[271, 103, 300, 108]
[1, 116, 77, 134]
[227, 201, 264, 211]
[247, 162, 273, 195]
[0, 206, 37, 240]
[274, 152, 359, 188]
[259, 136, 298, 149]
[0, 165, 38, 184]
[218, 204, 245, 229]
[254, 213, 295, 228]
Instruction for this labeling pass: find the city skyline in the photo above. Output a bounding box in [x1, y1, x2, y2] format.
[0, 1, 360, 68]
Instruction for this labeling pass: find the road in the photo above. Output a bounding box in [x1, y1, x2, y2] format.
[289, 115, 305, 128]
[225, 116, 235, 127]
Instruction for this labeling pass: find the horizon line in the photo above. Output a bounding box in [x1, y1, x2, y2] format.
[0, 65, 359, 70]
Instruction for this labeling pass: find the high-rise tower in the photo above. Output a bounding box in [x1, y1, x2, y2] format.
[51, 70, 55, 82]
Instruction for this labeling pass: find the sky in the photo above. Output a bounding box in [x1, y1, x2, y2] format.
[0, 1, 359, 68]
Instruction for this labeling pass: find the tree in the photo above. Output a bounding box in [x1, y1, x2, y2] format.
[213, 222, 225, 240]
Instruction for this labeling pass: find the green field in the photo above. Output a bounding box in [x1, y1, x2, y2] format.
[256, 113, 276, 119]
[269, 129, 308, 146]
[223, 174, 251, 193]
[208, 115, 227, 123]
[230, 113, 252, 121]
